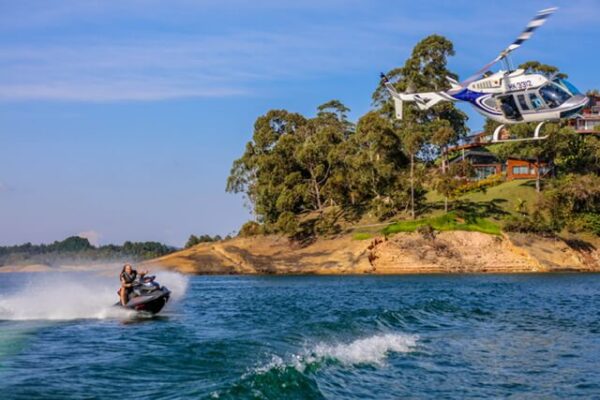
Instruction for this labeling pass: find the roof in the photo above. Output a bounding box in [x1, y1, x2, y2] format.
[449, 149, 499, 164]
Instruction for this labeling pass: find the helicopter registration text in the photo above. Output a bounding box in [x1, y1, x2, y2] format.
[508, 80, 533, 91]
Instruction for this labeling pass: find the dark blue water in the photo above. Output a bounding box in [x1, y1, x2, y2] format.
[1, 273, 600, 399]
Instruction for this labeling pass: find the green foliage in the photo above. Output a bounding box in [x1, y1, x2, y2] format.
[382, 212, 501, 236]
[0, 237, 176, 266]
[453, 174, 504, 197]
[276, 212, 299, 236]
[352, 232, 373, 240]
[432, 160, 474, 211]
[518, 61, 568, 79]
[542, 174, 600, 234]
[238, 221, 263, 237]
[185, 234, 223, 248]
[567, 213, 600, 235]
[503, 211, 555, 236]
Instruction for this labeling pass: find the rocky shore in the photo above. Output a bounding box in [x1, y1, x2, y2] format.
[142, 232, 600, 275]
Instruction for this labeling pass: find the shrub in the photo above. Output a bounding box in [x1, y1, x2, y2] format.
[314, 211, 342, 235]
[566, 213, 600, 236]
[353, 232, 373, 240]
[276, 212, 299, 236]
[453, 174, 504, 197]
[503, 211, 555, 236]
[239, 221, 263, 237]
[417, 224, 436, 240]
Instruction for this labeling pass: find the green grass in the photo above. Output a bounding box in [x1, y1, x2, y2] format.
[352, 232, 373, 240]
[425, 179, 540, 217]
[382, 212, 502, 236]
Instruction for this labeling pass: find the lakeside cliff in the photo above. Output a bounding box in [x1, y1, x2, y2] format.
[143, 232, 600, 275]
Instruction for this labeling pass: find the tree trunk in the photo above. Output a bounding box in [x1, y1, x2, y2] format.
[410, 152, 415, 220]
[443, 146, 448, 213]
[313, 178, 323, 212]
[442, 145, 448, 174]
[535, 155, 541, 193]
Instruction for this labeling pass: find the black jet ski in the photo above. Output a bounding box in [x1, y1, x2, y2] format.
[116, 275, 170, 314]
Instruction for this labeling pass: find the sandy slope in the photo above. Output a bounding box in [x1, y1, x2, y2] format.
[142, 232, 600, 275]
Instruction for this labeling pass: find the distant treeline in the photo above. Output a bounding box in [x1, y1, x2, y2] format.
[0, 236, 177, 266]
[185, 234, 231, 248]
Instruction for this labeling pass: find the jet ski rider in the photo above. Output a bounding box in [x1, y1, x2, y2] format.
[119, 264, 148, 306]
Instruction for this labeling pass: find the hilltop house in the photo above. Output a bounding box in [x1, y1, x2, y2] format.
[448, 147, 551, 181]
[570, 93, 600, 133]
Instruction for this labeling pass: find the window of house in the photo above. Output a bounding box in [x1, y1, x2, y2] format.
[512, 166, 529, 175]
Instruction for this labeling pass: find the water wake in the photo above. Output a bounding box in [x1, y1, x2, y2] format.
[0, 269, 188, 321]
[215, 333, 418, 399]
[257, 332, 418, 375]
[311, 332, 418, 366]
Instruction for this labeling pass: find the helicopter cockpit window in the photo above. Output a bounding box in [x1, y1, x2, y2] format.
[539, 83, 570, 108]
[554, 79, 581, 96]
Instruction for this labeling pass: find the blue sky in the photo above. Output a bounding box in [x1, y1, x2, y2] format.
[0, 0, 598, 247]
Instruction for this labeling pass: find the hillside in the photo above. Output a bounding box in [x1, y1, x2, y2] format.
[425, 179, 539, 217]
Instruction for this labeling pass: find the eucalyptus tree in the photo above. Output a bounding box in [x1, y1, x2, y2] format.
[373, 34, 468, 218]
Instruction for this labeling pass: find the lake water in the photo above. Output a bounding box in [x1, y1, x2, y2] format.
[1, 272, 599, 399]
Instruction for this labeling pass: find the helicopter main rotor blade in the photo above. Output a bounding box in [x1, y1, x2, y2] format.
[457, 7, 557, 89]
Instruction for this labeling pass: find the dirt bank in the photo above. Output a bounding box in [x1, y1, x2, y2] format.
[143, 232, 600, 275]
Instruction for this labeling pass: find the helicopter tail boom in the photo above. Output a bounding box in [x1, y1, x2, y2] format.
[386, 85, 453, 119]
[381, 74, 455, 120]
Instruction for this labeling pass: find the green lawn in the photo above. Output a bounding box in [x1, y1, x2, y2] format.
[351, 180, 538, 239]
[382, 212, 502, 236]
[426, 179, 540, 217]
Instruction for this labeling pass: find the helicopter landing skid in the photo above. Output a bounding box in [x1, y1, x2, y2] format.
[491, 122, 549, 143]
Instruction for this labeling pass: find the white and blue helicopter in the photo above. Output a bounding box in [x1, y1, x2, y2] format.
[382, 7, 589, 143]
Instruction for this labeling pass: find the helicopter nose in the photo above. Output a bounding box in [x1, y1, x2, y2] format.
[564, 94, 589, 109]
[560, 95, 589, 119]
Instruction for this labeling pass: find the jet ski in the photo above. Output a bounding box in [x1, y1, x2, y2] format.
[116, 275, 170, 314]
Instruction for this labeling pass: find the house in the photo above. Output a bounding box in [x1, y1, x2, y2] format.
[449, 149, 502, 180]
[506, 157, 552, 181]
[448, 148, 551, 181]
[570, 93, 600, 134]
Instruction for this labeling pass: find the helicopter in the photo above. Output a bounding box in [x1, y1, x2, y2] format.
[382, 7, 589, 143]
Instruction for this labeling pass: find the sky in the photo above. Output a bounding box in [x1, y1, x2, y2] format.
[1, 0, 599, 247]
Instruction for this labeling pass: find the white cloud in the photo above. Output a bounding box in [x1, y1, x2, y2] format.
[78, 230, 101, 247]
[0, 1, 594, 102]
[0, 28, 400, 102]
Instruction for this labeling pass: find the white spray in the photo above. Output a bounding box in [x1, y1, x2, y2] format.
[0, 267, 189, 321]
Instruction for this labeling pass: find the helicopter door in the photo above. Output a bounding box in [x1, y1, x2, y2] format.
[498, 95, 523, 121]
[516, 94, 530, 112]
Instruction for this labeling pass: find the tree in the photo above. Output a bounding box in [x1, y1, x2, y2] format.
[433, 160, 474, 212]
[373, 35, 468, 218]
[518, 61, 567, 79]
[226, 109, 307, 227]
[185, 235, 200, 248]
[341, 111, 409, 219]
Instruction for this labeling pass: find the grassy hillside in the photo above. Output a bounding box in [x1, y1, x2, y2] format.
[426, 179, 539, 216]
[350, 180, 540, 239]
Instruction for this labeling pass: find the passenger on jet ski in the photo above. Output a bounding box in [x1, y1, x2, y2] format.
[119, 264, 148, 306]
